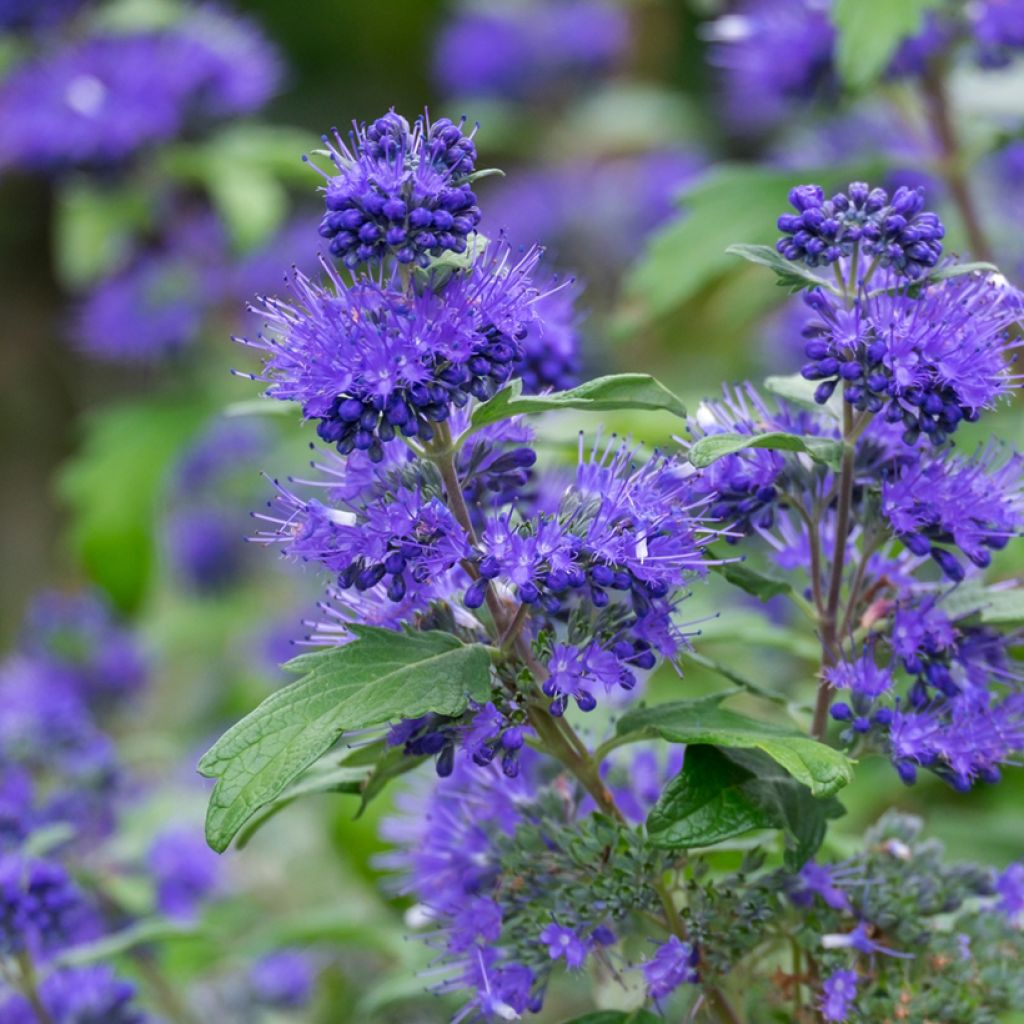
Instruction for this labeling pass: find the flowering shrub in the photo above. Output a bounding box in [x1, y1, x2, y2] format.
[193, 113, 1024, 1022]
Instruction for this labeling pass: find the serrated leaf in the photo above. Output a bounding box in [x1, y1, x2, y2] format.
[470, 374, 686, 429]
[648, 746, 779, 849]
[723, 749, 845, 868]
[234, 760, 374, 849]
[832, 0, 942, 90]
[688, 431, 844, 472]
[199, 627, 492, 852]
[615, 701, 853, 797]
[726, 244, 837, 293]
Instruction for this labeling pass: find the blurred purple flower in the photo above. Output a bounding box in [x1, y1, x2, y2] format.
[0, 10, 279, 170]
[434, 1, 627, 99]
[250, 949, 317, 1009]
[147, 826, 221, 921]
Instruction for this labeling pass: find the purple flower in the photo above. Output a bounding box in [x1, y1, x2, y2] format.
[972, 0, 1024, 66]
[790, 861, 852, 912]
[685, 383, 827, 536]
[777, 182, 944, 277]
[822, 921, 913, 959]
[820, 969, 858, 1022]
[241, 239, 544, 459]
[514, 280, 582, 394]
[826, 648, 895, 700]
[433, 1, 627, 99]
[881, 445, 1023, 580]
[642, 934, 699, 1000]
[74, 215, 228, 362]
[21, 589, 147, 711]
[704, 0, 835, 133]
[0, 965, 146, 1024]
[538, 922, 589, 969]
[0, 0, 88, 31]
[249, 949, 317, 1009]
[800, 271, 1021, 439]
[0, 14, 279, 171]
[892, 690, 1024, 790]
[888, 12, 959, 77]
[310, 111, 481, 269]
[0, 854, 96, 958]
[167, 506, 244, 592]
[147, 826, 220, 921]
[173, 417, 270, 493]
[256, 481, 470, 609]
[995, 862, 1024, 924]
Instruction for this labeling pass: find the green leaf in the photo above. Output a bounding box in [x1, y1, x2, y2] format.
[53, 181, 151, 288]
[615, 701, 853, 797]
[763, 373, 841, 419]
[832, 0, 942, 90]
[925, 260, 1000, 282]
[54, 919, 202, 967]
[623, 165, 803, 324]
[723, 749, 846, 868]
[725, 244, 837, 293]
[711, 558, 792, 602]
[234, 760, 374, 850]
[224, 399, 302, 418]
[940, 586, 1024, 626]
[688, 432, 845, 472]
[470, 374, 686, 430]
[57, 397, 208, 610]
[648, 746, 779, 849]
[198, 627, 492, 852]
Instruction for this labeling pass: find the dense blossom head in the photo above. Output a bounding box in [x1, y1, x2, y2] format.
[0, 15, 279, 170]
[777, 182, 945, 277]
[514, 280, 581, 393]
[799, 272, 1021, 438]
[0, 0, 88, 31]
[0, 854, 96, 958]
[881, 445, 1023, 580]
[0, 965, 147, 1024]
[433, 0, 627, 99]
[242, 239, 545, 460]
[888, 11, 959, 78]
[704, 0, 835, 133]
[310, 111, 481, 269]
[684, 383, 828, 537]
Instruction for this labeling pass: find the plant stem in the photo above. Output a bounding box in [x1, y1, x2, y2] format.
[812, 390, 855, 741]
[16, 952, 55, 1024]
[922, 70, 995, 264]
[430, 407, 740, 1018]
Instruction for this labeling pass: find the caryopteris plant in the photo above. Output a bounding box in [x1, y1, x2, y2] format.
[201, 111, 1024, 1022]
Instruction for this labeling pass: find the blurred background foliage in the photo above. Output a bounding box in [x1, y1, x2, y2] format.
[0, 0, 1021, 1020]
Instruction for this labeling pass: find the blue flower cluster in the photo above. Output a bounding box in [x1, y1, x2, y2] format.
[0, 591, 318, 1019]
[777, 182, 945, 277]
[311, 111, 482, 269]
[0, 7, 280, 170]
